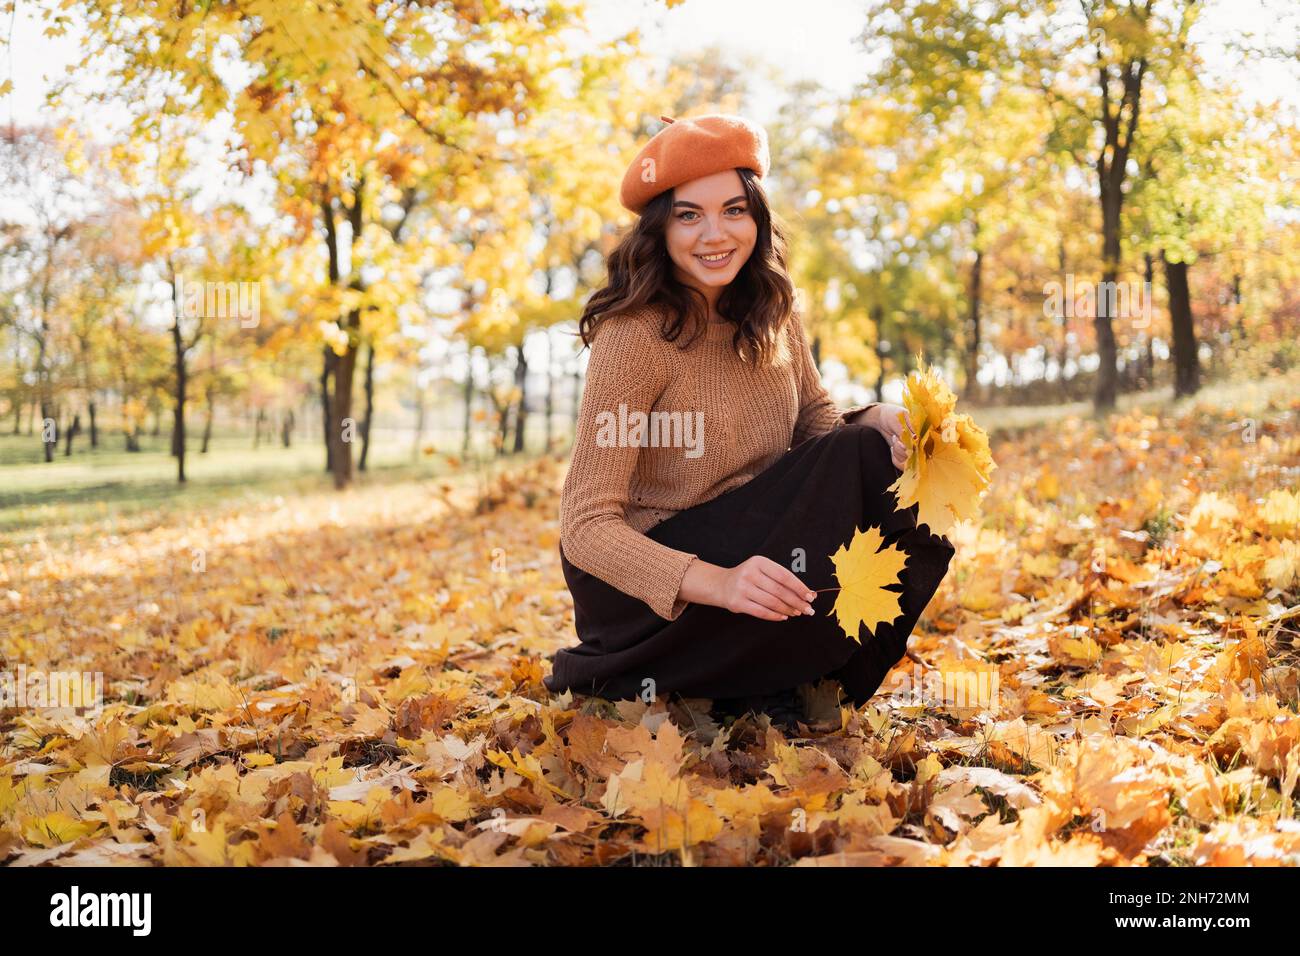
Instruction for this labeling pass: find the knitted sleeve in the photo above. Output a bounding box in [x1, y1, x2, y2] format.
[789, 314, 879, 447]
[559, 312, 699, 621]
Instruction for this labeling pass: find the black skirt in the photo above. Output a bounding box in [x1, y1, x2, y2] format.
[544, 423, 957, 708]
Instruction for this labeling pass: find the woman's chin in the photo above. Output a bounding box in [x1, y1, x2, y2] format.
[691, 267, 739, 286]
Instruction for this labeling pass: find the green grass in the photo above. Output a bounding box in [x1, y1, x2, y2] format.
[0, 419, 574, 547]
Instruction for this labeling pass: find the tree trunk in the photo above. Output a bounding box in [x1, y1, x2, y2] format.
[1140, 252, 1156, 388]
[38, 335, 55, 462]
[512, 343, 528, 455]
[359, 339, 375, 472]
[41, 399, 55, 462]
[1163, 251, 1200, 398]
[1095, 224, 1121, 411]
[872, 304, 886, 402]
[201, 386, 214, 454]
[321, 348, 335, 472]
[325, 180, 364, 490]
[964, 231, 983, 401]
[1092, 55, 1147, 412]
[495, 356, 510, 458]
[9, 343, 20, 433]
[281, 409, 294, 448]
[329, 334, 358, 488]
[171, 318, 188, 483]
[320, 186, 342, 477]
[64, 413, 80, 456]
[88, 399, 98, 448]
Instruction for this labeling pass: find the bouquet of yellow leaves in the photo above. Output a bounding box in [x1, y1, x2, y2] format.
[825, 355, 994, 642]
[886, 354, 995, 536]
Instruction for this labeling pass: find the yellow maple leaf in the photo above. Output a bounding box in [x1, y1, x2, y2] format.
[888, 356, 995, 535]
[175, 819, 257, 866]
[21, 811, 103, 848]
[828, 525, 909, 643]
[638, 797, 723, 854]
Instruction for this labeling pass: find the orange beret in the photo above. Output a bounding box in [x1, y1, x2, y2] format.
[619, 113, 771, 216]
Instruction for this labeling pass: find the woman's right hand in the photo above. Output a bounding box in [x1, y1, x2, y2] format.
[718, 555, 817, 621]
[676, 555, 818, 620]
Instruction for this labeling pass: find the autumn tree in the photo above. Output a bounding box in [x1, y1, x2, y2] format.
[1130, 63, 1277, 397]
[862, 0, 1232, 411]
[0, 125, 90, 461]
[62, 0, 583, 487]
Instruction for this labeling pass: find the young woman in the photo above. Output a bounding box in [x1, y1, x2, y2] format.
[544, 114, 956, 730]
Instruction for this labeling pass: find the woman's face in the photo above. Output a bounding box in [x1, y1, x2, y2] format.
[664, 168, 757, 307]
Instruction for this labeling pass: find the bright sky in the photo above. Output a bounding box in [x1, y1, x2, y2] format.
[4, 0, 1295, 130]
[582, 0, 879, 124]
[580, 0, 1298, 123]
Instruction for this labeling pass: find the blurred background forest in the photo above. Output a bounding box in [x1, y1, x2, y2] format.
[0, 0, 1296, 527]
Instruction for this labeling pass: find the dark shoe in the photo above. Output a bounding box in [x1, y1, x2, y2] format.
[710, 687, 805, 734]
[759, 686, 806, 734]
[708, 694, 751, 723]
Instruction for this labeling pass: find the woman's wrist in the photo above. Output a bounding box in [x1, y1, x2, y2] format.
[676, 557, 728, 609]
[846, 404, 878, 428]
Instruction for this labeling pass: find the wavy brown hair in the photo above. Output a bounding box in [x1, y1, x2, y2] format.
[578, 167, 796, 367]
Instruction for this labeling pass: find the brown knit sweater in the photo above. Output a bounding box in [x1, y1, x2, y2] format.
[559, 306, 878, 621]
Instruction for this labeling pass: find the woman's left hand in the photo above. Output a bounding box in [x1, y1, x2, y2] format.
[866, 403, 913, 470]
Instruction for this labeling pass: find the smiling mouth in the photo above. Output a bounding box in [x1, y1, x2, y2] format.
[694, 249, 736, 266]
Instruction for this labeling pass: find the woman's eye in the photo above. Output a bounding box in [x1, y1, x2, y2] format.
[678, 207, 746, 221]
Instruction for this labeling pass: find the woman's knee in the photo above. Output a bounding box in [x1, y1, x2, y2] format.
[840, 420, 886, 447]
[840, 422, 898, 480]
